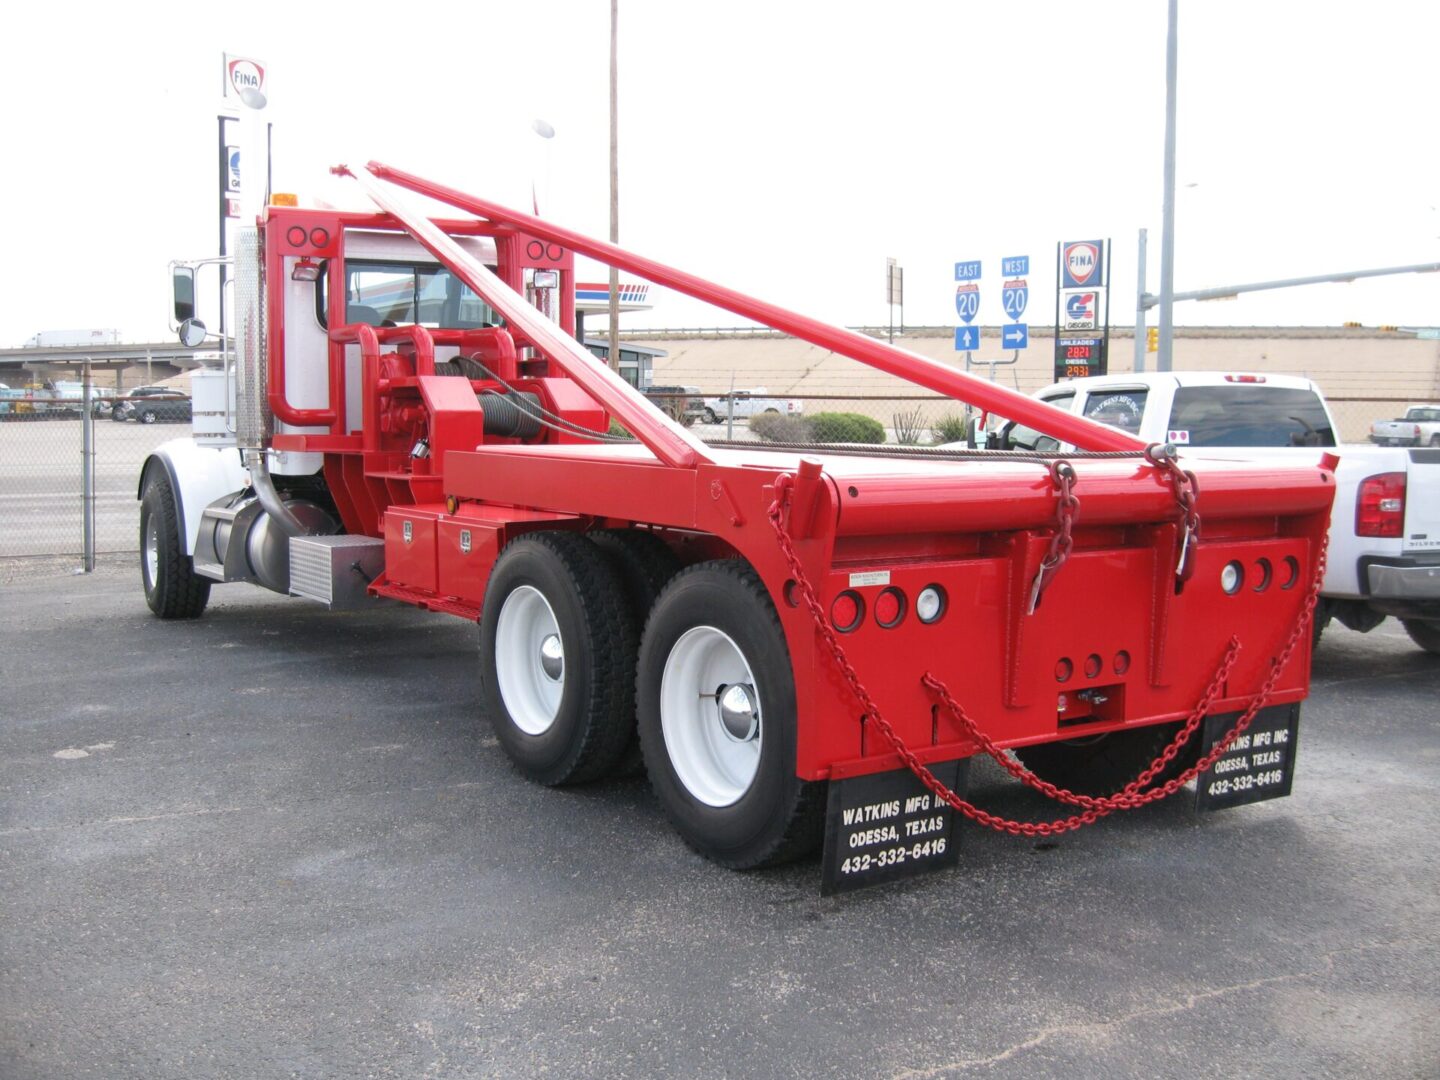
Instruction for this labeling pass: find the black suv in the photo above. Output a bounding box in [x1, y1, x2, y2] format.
[112, 386, 193, 424]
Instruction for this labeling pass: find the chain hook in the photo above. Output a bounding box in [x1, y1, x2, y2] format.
[1028, 459, 1080, 613]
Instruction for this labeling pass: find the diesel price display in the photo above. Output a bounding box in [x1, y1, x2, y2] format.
[1054, 336, 1104, 379]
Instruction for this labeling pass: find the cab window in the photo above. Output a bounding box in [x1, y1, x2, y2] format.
[1169, 386, 1334, 447]
[1082, 389, 1148, 435]
[317, 260, 501, 329]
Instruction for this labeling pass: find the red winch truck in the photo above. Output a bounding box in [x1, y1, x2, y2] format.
[144, 162, 1334, 889]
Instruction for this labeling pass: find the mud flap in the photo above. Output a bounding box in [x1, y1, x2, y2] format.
[1196, 703, 1300, 811]
[821, 759, 968, 895]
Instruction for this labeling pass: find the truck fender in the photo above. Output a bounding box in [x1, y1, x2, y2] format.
[138, 439, 248, 556]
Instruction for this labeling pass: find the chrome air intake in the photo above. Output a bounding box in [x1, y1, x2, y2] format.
[234, 226, 270, 449]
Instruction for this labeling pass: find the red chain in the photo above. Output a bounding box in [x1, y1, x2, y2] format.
[1029, 460, 1080, 613]
[768, 472, 1329, 838]
[1146, 443, 1202, 580]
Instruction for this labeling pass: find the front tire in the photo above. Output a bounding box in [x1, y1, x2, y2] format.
[637, 562, 824, 868]
[139, 469, 210, 619]
[479, 532, 637, 785]
[1401, 618, 1440, 655]
[702, 407, 719, 425]
[140, 409, 157, 425]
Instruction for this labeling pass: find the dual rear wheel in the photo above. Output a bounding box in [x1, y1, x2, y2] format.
[478, 534, 822, 868]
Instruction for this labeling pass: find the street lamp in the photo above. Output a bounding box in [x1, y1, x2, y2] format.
[530, 117, 555, 216]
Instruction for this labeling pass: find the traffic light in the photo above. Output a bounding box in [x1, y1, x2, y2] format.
[1146, 326, 1159, 353]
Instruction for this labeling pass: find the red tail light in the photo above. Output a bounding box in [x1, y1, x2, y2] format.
[1356, 472, 1406, 538]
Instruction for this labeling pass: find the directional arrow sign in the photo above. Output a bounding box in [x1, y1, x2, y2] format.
[954, 325, 981, 352]
[1001, 324, 1029, 349]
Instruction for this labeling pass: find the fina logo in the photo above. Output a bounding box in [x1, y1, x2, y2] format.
[1064, 242, 1099, 286]
[226, 56, 267, 109]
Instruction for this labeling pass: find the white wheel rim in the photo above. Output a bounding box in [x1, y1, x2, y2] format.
[660, 626, 762, 807]
[495, 585, 565, 735]
[144, 514, 159, 590]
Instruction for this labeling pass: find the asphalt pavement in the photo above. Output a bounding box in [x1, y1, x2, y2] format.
[1, 559, 1437, 1079]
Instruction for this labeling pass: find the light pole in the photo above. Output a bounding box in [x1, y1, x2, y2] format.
[530, 117, 554, 215]
[607, 0, 621, 374]
[1157, 0, 1179, 372]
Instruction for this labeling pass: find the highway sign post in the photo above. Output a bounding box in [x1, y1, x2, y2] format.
[1000, 254, 1028, 354]
[954, 260, 982, 358]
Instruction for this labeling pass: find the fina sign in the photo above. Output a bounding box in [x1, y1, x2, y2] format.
[224, 53, 268, 109]
[1061, 240, 1101, 288]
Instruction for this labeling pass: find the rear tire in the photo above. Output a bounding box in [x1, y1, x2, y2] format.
[637, 562, 824, 868]
[1312, 598, 1331, 649]
[478, 532, 637, 785]
[590, 529, 682, 777]
[140, 469, 210, 619]
[1401, 618, 1440, 655]
[1014, 722, 1200, 799]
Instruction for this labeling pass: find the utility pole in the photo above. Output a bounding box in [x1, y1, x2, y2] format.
[1157, 0, 1179, 372]
[1133, 227, 1148, 373]
[607, 0, 621, 374]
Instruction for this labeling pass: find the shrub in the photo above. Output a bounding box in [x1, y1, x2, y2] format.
[810, 411, 886, 444]
[748, 412, 814, 443]
[892, 406, 925, 445]
[607, 418, 635, 440]
[930, 413, 971, 445]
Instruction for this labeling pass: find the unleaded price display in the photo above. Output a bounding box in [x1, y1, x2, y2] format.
[1196, 704, 1300, 812]
[821, 759, 967, 895]
[1055, 337, 1105, 380]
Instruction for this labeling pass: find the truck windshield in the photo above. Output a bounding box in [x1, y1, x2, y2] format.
[321, 261, 501, 330]
[1170, 385, 1335, 447]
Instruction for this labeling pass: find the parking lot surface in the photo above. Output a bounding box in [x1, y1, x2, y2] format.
[2, 561, 1437, 1079]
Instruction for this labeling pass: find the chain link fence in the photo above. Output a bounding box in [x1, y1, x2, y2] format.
[0, 387, 188, 561]
[668, 392, 1421, 447]
[1, 383, 1428, 563]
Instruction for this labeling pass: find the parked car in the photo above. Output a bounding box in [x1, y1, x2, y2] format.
[699, 387, 804, 424]
[642, 385, 704, 425]
[112, 387, 193, 424]
[1370, 404, 1440, 447]
[41, 380, 89, 414]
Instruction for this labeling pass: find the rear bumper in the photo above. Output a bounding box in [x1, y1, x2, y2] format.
[1360, 555, 1440, 619]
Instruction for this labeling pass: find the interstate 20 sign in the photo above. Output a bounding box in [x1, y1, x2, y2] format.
[1062, 240, 1102, 288]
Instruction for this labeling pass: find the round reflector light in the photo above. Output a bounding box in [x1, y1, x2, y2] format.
[831, 591, 864, 633]
[1221, 561, 1244, 594]
[874, 587, 905, 628]
[916, 585, 945, 624]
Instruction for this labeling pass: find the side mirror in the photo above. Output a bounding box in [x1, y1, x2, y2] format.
[178, 318, 208, 348]
[968, 415, 985, 449]
[173, 266, 197, 323]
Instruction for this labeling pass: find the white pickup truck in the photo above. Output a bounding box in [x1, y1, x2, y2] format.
[975, 371, 1440, 653]
[699, 387, 803, 424]
[1370, 405, 1440, 448]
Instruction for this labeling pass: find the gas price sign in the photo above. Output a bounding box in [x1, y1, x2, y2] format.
[1055, 337, 1103, 380]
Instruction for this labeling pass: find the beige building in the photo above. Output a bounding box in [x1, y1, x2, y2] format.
[632, 325, 1440, 443]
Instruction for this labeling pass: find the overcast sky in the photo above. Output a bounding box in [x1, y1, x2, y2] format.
[1, 0, 1436, 346]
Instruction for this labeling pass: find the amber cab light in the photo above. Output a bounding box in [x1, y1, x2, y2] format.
[1356, 472, 1405, 538]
